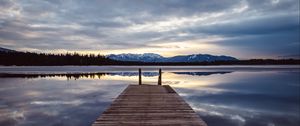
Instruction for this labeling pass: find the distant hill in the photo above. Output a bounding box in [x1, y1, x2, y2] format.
[107, 53, 238, 62]
[1, 47, 299, 65]
[278, 54, 300, 59]
[0, 47, 16, 53]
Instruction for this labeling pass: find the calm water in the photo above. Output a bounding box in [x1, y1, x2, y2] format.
[0, 66, 299, 126]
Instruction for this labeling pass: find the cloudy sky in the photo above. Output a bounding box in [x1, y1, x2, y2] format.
[0, 0, 299, 59]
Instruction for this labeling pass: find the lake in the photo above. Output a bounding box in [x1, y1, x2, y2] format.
[0, 66, 299, 126]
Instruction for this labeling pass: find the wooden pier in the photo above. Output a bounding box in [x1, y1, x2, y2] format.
[92, 69, 207, 126]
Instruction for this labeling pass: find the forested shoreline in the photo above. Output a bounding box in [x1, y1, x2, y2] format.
[0, 51, 299, 66]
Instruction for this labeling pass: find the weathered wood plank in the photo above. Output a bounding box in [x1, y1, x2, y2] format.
[92, 85, 207, 126]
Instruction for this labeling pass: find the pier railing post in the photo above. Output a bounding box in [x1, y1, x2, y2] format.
[139, 68, 142, 85]
[158, 68, 162, 85]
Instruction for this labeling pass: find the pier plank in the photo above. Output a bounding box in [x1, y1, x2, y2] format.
[92, 85, 207, 126]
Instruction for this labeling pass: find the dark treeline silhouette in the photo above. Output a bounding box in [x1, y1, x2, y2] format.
[0, 51, 119, 65]
[0, 51, 299, 66]
[0, 72, 107, 80]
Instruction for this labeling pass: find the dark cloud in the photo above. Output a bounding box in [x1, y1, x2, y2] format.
[246, 0, 299, 12]
[0, 0, 299, 58]
[187, 13, 299, 36]
[0, 0, 14, 9]
[79, 21, 129, 28]
[0, 30, 24, 40]
[205, 31, 299, 58]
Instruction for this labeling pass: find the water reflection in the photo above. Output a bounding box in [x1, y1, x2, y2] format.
[0, 71, 232, 79]
[0, 77, 128, 126]
[173, 71, 300, 126]
[0, 67, 299, 126]
[173, 71, 232, 76]
[0, 73, 107, 80]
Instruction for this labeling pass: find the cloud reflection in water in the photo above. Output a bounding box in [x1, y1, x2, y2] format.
[0, 68, 299, 126]
[174, 71, 300, 126]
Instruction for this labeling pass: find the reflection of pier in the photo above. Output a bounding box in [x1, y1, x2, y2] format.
[92, 69, 207, 126]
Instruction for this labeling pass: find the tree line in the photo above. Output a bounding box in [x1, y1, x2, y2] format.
[0, 51, 299, 66]
[0, 51, 117, 65]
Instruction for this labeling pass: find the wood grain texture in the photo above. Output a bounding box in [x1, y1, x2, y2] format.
[92, 85, 207, 126]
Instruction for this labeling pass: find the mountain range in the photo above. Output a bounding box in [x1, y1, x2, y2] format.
[0, 47, 238, 62]
[0, 47, 16, 53]
[107, 53, 238, 62]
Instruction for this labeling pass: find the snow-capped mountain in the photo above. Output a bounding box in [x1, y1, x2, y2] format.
[164, 54, 237, 62]
[107, 53, 238, 62]
[107, 53, 164, 62]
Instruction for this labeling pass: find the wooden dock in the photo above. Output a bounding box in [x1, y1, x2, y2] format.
[92, 69, 207, 126]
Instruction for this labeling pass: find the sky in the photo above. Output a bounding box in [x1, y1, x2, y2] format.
[0, 0, 299, 59]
